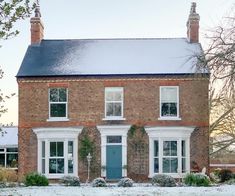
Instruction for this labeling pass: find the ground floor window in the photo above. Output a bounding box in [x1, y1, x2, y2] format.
[40, 140, 75, 176]
[0, 147, 18, 168]
[146, 126, 194, 178]
[154, 139, 186, 174]
[33, 127, 82, 179]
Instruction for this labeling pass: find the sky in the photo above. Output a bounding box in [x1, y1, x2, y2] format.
[0, 0, 234, 125]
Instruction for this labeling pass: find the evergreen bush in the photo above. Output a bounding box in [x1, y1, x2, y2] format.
[60, 175, 80, 186]
[92, 177, 107, 187]
[184, 173, 210, 186]
[152, 174, 176, 187]
[117, 177, 134, 187]
[24, 172, 49, 186]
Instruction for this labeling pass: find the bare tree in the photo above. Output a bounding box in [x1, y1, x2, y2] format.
[201, 6, 235, 155]
[0, 0, 35, 132]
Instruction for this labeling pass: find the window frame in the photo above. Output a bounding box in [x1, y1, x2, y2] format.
[104, 87, 125, 120]
[146, 126, 194, 178]
[33, 127, 82, 179]
[0, 147, 18, 169]
[158, 86, 181, 120]
[48, 88, 69, 121]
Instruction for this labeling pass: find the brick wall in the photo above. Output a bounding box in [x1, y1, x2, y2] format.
[18, 76, 209, 181]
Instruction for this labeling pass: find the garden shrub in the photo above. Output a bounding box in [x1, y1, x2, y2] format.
[117, 177, 134, 187]
[0, 167, 18, 182]
[60, 175, 80, 186]
[184, 173, 210, 186]
[152, 174, 176, 187]
[92, 177, 107, 187]
[218, 169, 233, 182]
[24, 172, 49, 186]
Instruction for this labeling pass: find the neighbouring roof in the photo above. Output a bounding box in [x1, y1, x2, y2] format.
[17, 38, 206, 77]
[0, 127, 18, 148]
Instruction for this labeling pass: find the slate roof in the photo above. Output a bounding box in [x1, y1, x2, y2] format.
[0, 127, 18, 148]
[17, 38, 206, 77]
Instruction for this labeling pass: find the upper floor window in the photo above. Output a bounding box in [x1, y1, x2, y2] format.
[105, 87, 124, 119]
[160, 86, 179, 119]
[49, 88, 67, 119]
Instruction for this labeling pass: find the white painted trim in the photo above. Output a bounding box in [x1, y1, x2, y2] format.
[33, 127, 83, 179]
[47, 118, 70, 122]
[97, 125, 130, 178]
[104, 87, 124, 119]
[102, 117, 126, 121]
[146, 126, 194, 178]
[48, 88, 68, 119]
[158, 117, 182, 121]
[210, 164, 235, 167]
[159, 86, 180, 119]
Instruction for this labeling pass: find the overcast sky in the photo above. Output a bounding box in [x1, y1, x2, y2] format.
[0, 0, 234, 125]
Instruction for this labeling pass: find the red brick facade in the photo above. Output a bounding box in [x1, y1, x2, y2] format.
[18, 76, 209, 181]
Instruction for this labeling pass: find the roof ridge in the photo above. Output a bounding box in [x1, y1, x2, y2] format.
[41, 37, 187, 42]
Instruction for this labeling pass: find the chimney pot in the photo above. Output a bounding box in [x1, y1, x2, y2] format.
[30, 2, 43, 44]
[187, 2, 200, 43]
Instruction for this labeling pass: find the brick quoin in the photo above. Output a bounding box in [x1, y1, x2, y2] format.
[18, 76, 209, 181]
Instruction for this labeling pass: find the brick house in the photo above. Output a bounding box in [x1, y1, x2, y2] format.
[17, 2, 209, 181]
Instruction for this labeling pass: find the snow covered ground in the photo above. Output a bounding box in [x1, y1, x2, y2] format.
[1, 184, 235, 196]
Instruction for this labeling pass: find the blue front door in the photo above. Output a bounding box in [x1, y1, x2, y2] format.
[106, 145, 122, 179]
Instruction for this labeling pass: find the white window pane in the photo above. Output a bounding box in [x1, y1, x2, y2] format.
[68, 160, 73, 173]
[49, 158, 64, 174]
[170, 158, 178, 173]
[6, 154, 18, 168]
[50, 142, 56, 157]
[161, 103, 177, 117]
[59, 89, 67, 102]
[50, 103, 66, 117]
[163, 141, 170, 156]
[171, 141, 177, 156]
[182, 140, 186, 157]
[106, 91, 114, 101]
[42, 141, 45, 158]
[107, 136, 122, 143]
[42, 159, 45, 174]
[57, 142, 64, 157]
[0, 154, 5, 167]
[161, 87, 177, 102]
[50, 89, 59, 102]
[163, 158, 170, 173]
[114, 103, 122, 116]
[113, 92, 122, 101]
[106, 103, 114, 116]
[154, 141, 159, 157]
[154, 158, 159, 173]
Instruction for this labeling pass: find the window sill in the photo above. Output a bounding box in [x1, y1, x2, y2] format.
[158, 117, 181, 121]
[102, 117, 126, 121]
[149, 172, 187, 178]
[47, 118, 69, 122]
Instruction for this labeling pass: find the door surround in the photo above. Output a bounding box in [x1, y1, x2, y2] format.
[97, 125, 130, 178]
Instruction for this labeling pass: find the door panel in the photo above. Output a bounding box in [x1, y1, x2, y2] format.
[106, 145, 122, 179]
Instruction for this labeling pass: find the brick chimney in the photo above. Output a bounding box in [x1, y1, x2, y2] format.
[30, 2, 44, 44]
[187, 2, 200, 43]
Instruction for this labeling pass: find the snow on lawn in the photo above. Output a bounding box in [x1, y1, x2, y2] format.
[1, 184, 235, 196]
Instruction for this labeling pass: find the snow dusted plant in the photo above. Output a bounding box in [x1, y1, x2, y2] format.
[184, 173, 210, 186]
[117, 177, 134, 187]
[92, 177, 107, 187]
[60, 176, 80, 186]
[152, 174, 176, 187]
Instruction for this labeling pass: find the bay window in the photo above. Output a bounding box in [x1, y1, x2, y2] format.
[146, 126, 194, 178]
[33, 127, 82, 179]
